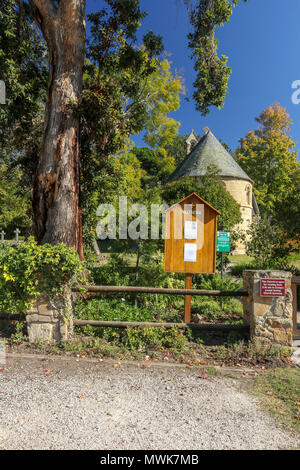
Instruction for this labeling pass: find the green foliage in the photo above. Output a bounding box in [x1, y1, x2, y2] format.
[0, 163, 32, 236]
[133, 147, 175, 186]
[186, 0, 248, 115]
[76, 7, 184, 249]
[75, 297, 189, 354]
[162, 165, 242, 232]
[245, 218, 294, 269]
[194, 274, 243, 319]
[162, 133, 192, 168]
[235, 104, 300, 221]
[275, 169, 300, 240]
[196, 273, 242, 291]
[8, 321, 27, 344]
[124, 326, 189, 354]
[193, 299, 221, 317]
[213, 340, 293, 362]
[76, 298, 153, 323]
[0, 0, 47, 180]
[142, 58, 184, 150]
[89, 252, 185, 313]
[0, 238, 84, 314]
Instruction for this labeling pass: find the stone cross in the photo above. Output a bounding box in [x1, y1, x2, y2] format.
[14, 228, 21, 243]
[0, 230, 5, 242]
[0, 80, 5, 105]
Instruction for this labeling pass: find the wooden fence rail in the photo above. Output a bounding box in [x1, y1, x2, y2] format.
[0, 285, 249, 333]
[73, 319, 248, 332]
[74, 285, 249, 297]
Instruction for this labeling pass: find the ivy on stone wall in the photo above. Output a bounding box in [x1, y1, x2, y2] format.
[0, 237, 85, 314]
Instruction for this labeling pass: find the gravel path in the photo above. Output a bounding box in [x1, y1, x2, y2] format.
[0, 355, 299, 450]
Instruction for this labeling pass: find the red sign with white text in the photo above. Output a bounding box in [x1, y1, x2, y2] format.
[260, 279, 286, 297]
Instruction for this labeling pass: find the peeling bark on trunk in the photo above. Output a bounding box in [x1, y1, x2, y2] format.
[29, 0, 86, 257]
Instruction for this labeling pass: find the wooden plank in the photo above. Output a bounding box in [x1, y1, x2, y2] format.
[0, 313, 26, 321]
[184, 274, 192, 323]
[164, 193, 219, 274]
[74, 285, 249, 297]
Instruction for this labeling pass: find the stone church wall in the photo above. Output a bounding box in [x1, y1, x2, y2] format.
[221, 177, 253, 254]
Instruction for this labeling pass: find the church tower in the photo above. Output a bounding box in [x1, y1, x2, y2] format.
[169, 128, 259, 254]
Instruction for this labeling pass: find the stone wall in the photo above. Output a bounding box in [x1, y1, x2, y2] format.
[242, 270, 293, 347]
[26, 293, 74, 344]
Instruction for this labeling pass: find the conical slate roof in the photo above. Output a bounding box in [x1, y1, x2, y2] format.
[169, 129, 253, 183]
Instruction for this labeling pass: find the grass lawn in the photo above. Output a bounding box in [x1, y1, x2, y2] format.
[228, 254, 254, 264]
[252, 367, 300, 436]
[229, 252, 300, 271]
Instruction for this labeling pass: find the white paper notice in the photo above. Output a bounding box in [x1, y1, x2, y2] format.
[184, 221, 198, 240]
[184, 243, 197, 262]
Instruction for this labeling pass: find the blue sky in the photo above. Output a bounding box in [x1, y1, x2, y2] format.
[87, 0, 300, 153]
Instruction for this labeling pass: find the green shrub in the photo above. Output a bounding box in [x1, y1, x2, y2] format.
[74, 297, 189, 354]
[221, 298, 243, 316]
[193, 299, 221, 318]
[0, 237, 84, 314]
[123, 326, 189, 354]
[245, 218, 294, 267]
[75, 298, 153, 323]
[196, 273, 242, 292]
[230, 260, 299, 277]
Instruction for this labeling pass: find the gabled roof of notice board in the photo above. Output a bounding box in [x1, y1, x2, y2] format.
[165, 192, 221, 215]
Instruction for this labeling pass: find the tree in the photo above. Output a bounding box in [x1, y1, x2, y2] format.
[142, 58, 184, 151]
[132, 147, 175, 187]
[185, 0, 248, 115]
[2, 1, 248, 257]
[235, 103, 300, 219]
[0, 1, 47, 182]
[245, 217, 293, 269]
[5, 0, 162, 257]
[162, 165, 242, 231]
[27, 0, 86, 256]
[275, 168, 300, 241]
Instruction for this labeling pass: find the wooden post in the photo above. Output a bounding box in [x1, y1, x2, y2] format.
[184, 273, 192, 323]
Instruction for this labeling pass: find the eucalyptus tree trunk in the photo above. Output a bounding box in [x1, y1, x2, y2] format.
[29, 0, 86, 258]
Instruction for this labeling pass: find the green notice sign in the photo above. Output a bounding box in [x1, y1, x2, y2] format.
[217, 231, 231, 252]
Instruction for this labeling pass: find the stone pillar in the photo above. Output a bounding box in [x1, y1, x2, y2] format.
[26, 292, 74, 344]
[242, 270, 293, 347]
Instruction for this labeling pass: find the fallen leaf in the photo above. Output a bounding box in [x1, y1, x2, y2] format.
[44, 369, 52, 376]
[198, 375, 209, 380]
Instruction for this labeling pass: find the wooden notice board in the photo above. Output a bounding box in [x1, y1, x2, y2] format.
[164, 193, 220, 274]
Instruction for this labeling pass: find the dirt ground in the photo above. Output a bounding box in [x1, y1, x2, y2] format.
[0, 353, 299, 450]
